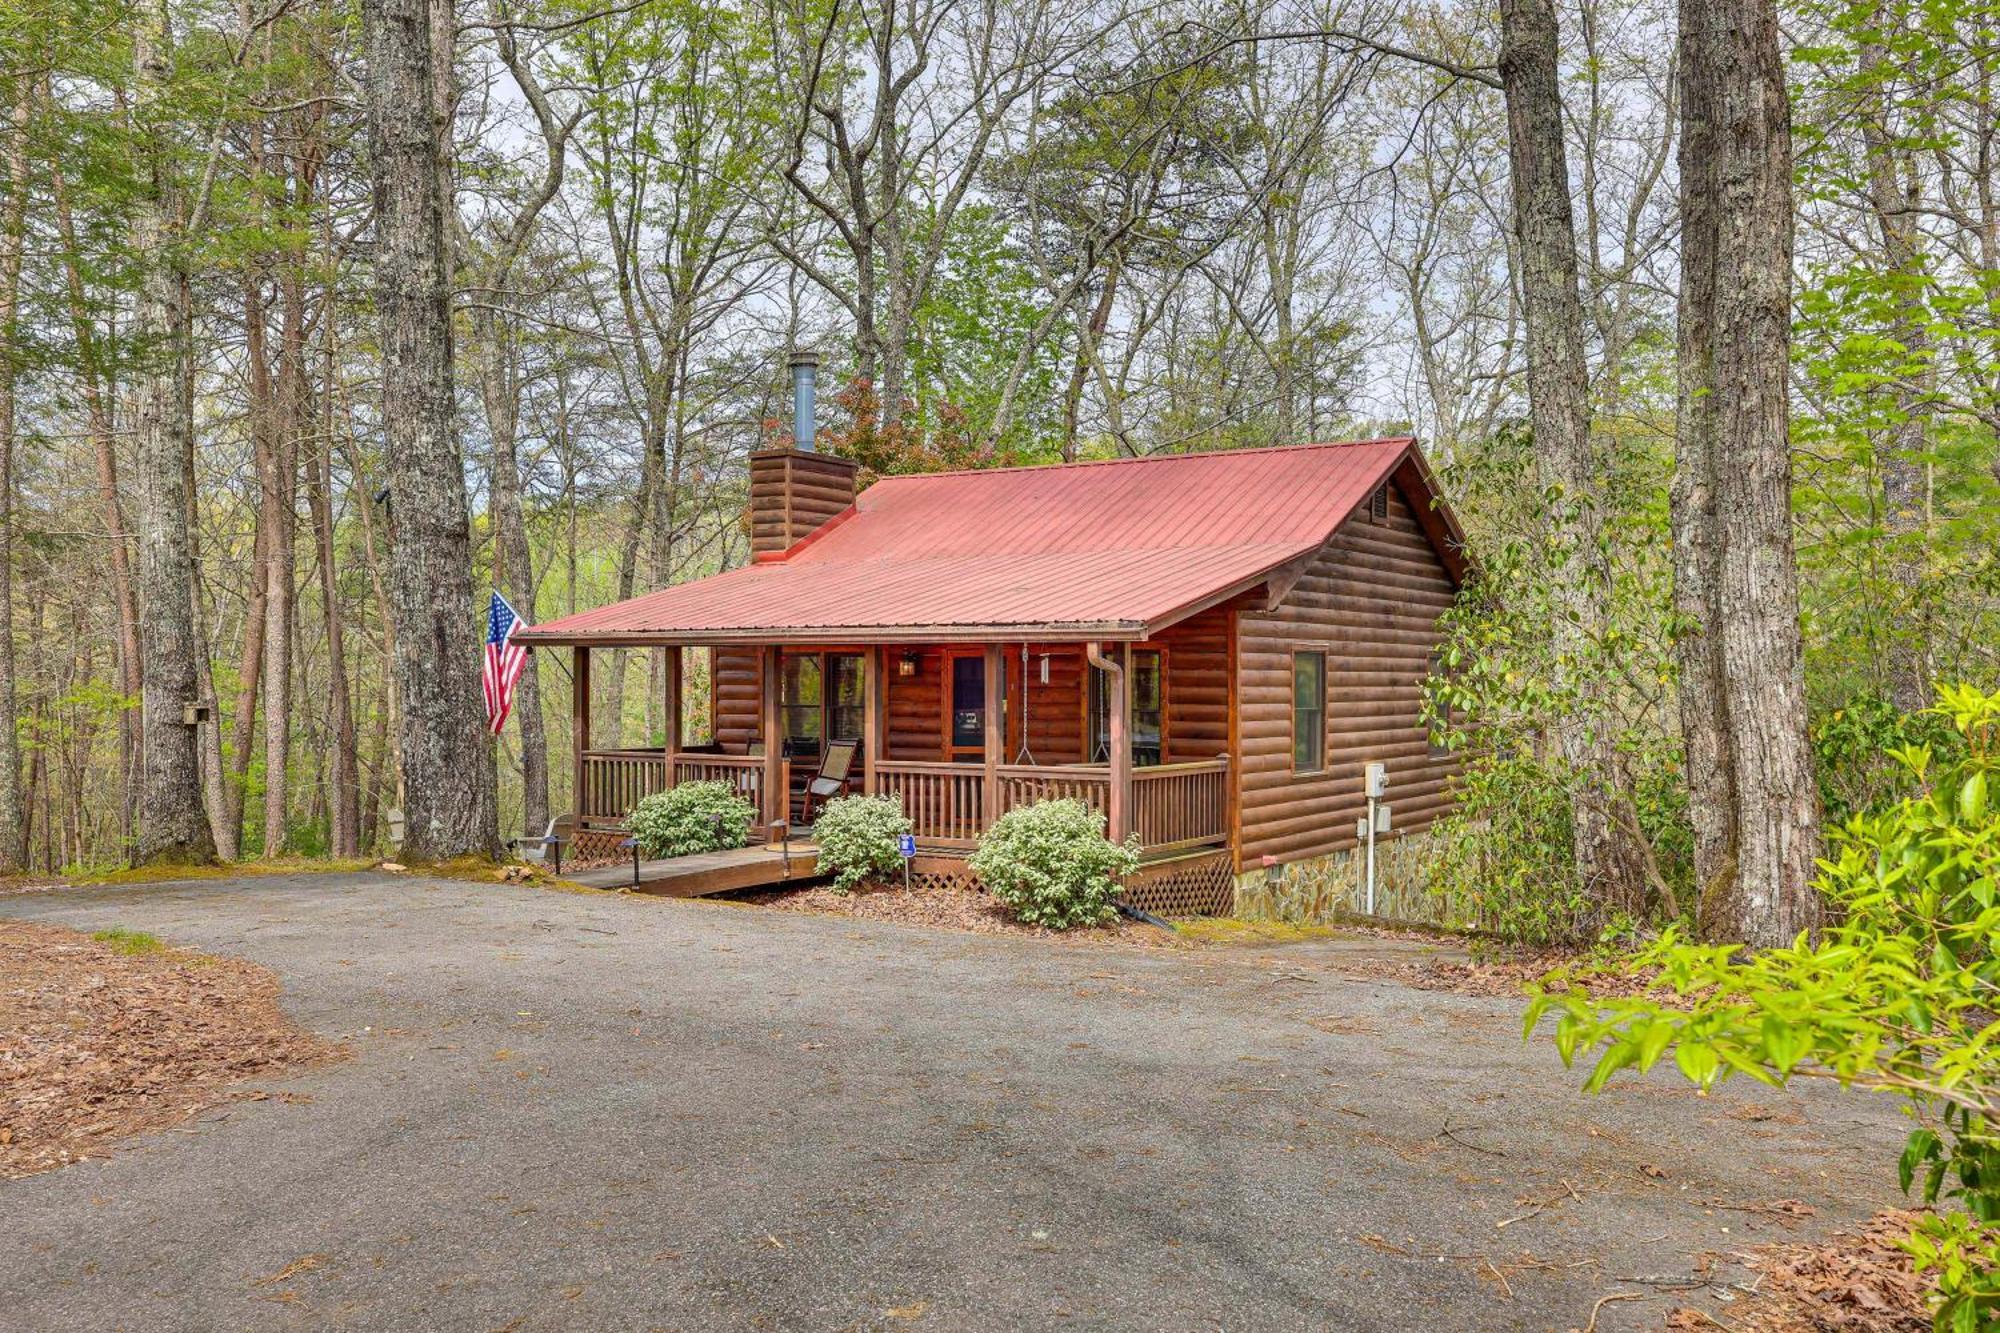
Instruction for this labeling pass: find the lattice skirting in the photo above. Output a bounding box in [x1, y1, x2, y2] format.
[900, 851, 1232, 917]
[905, 860, 981, 895]
[571, 827, 631, 862]
[1119, 850, 1236, 918]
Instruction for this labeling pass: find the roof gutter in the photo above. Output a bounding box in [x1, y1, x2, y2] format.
[514, 621, 1156, 649]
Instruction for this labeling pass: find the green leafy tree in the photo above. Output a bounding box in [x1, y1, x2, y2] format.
[1530, 685, 2000, 1329]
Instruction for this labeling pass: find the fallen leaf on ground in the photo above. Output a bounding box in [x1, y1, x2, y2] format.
[0, 922, 335, 1180]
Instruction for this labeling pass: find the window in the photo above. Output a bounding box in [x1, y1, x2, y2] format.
[780, 652, 868, 756]
[780, 655, 823, 758]
[1292, 651, 1325, 771]
[1089, 648, 1163, 766]
[827, 654, 865, 742]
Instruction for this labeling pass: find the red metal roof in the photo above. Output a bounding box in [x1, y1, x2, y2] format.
[520, 438, 1452, 644]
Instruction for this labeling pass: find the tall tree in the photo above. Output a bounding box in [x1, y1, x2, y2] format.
[1675, 0, 1821, 944]
[362, 0, 498, 859]
[0, 91, 30, 872]
[457, 0, 580, 840]
[1858, 6, 1930, 711]
[49, 156, 146, 854]
[1497, 0, 1647, 915]
[774, 0, 1102, 431]
[130, 0, 217, 864]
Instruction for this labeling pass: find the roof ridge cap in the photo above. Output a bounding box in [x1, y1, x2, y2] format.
[864, 436, 1416, 485]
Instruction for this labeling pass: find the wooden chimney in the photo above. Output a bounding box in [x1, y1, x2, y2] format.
[749, 351, 857, 557]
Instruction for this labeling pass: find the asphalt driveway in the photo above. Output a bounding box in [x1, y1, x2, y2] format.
[0, 872, 1909, 1331]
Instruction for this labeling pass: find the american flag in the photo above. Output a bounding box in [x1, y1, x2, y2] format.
[483, 592, 530, 735]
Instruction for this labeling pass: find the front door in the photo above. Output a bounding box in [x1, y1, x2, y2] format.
[944, 650, 987, 764]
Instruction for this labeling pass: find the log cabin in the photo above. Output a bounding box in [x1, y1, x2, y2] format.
[516, 369, 1469, 916]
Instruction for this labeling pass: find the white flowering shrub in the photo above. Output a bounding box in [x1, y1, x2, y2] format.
[811, 795, 911, 892]
[627, 781, 755, 859]
[969, 798, 1139, 930]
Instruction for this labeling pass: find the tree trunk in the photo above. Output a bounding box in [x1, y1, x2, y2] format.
[362, 0, 498, 860]
[0, 93, 29, 871]
[260, 246, 308, 858]
[130, 0, 216, 864]
[473, 307, 549, 839]
[1671, 63, 1738, 926]
[311, 260, 360, 857]
[1861, 20, 1930, 712]
[49, 162, 145, 852]
[1678, 0, 1821, 944]
[1498, 0, 1647, 916]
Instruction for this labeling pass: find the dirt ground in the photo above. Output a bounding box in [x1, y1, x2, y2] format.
[736, 876, 1175, 944]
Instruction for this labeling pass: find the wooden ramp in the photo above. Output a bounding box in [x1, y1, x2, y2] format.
[567, 844, 821, 898]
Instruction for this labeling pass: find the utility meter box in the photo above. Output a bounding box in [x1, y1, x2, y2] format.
[1363, 762, 1387, 799]
[1375, 803, 1392, 833]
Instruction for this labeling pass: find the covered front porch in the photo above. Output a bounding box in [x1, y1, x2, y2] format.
[564, 634, 1233, 862]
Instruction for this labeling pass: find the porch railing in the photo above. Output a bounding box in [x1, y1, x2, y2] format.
[1131, 759, 1231, 854]
[671, 753, 767, 811]
[996, 763, 1109, 817]
[579, 749, 1228, 857]
[579, 749, 669, 823]
[873, 761, 986, 846]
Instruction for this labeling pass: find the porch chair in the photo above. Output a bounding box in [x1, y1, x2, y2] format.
[509, 813, 575, 876]
[797, 738, 861, 825]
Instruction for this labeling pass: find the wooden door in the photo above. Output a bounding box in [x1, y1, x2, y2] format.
[941, 648, 1021, 763]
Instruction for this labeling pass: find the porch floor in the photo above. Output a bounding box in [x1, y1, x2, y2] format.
[567, 843, 822, 898]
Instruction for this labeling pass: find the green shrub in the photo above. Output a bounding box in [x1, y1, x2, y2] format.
[627, 781, 756, 859]
[811, 795, 911, 892]
[968, 798, 1138, 930]
[1529, 684, 2000, 1331]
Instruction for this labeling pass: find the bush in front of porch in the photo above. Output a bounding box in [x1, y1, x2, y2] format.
[810, 796, 912, 893]
[970, 799, 1140, 931]
[629, 782, 756, 859]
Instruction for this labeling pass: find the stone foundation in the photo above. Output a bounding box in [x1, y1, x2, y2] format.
[1232, 830, 1469, 930]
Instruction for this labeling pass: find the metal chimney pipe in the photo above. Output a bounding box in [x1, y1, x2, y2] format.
[788, 350, 819, 452]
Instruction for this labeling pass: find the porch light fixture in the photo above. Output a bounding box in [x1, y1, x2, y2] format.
[898, 651, 918, 678]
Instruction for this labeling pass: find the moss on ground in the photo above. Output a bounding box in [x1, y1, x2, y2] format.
[90, 926, 165, 955]
[1168, 918, 1350, 947]
[77, 857, 377, 886]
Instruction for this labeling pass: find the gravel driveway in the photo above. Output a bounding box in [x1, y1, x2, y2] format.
[0, 872, 1909, 1331]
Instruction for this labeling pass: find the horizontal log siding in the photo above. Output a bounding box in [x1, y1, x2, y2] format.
[886, 649, 945, 760]
[1155, 601, 1236, 761]
[1019, 645, 1085, 765]
[747, 449, 859, 557]
[1234, 485, 1460, 867]
[711, 625, 1234, 775]
[712, 648, 761, 751]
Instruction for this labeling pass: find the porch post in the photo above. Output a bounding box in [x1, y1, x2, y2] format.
[572, 646, 591, 820]
[862, 645, 880, 796]
[759, 645, 785, 835]
[1107, 644, 1131, 843]
[661, 645, 682, 756]
[982, 642, 1003, 828]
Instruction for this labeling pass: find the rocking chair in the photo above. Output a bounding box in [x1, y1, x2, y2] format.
[797, 738, 861, 824]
